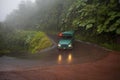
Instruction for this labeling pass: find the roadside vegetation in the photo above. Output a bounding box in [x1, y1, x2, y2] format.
[0, 0, 120, 55]
[0, 27, 52, 56]
[63, 0, 120, 51]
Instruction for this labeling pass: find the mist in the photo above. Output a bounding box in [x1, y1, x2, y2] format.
[0, 0, 35, 22]
[0, 0, 75, 54]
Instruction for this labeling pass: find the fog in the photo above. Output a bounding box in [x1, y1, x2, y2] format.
[0, 0, 35, 22]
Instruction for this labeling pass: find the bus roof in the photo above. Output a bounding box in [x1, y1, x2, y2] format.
[62, 31, 74, 36]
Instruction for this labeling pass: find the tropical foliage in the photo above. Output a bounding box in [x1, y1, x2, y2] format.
[62, 0, 120, 50]
[63, 0, 120, 34]
[0, 29, 52, 54]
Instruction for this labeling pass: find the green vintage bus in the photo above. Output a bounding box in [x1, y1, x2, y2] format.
[57, 31, 75, 50]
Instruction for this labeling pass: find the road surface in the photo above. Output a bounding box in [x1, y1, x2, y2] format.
[0, 34, 120, 80]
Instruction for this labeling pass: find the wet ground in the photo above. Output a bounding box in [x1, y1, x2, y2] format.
[0, 42, 109, 70]
[0, 35, 120, 80]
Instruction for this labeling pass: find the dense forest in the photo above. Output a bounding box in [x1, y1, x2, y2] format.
[0, 0, 120, 55]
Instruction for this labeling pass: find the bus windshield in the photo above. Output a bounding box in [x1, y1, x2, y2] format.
[62, 36, 72, 39]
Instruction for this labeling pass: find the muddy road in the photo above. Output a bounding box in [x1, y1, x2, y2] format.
[0, 34, 120, 80]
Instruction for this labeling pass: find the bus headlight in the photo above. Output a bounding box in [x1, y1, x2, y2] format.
[68, 44, 72, 47]
[58, 44, 61, 47]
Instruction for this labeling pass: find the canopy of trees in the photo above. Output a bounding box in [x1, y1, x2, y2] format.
[4, 0, 120, 35]
[63, 0, 120, 34]
[5, 0, 75, 31]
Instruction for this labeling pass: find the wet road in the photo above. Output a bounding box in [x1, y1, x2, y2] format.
[0, 35, 120, 80]
[0, 35, 109, 71]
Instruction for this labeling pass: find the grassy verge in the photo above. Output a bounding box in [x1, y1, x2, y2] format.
[0, 30, 52, 56]
[28, 31, 52, 53]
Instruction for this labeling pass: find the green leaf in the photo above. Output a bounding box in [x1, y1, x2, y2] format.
[116, 28, 120, 34]
[86, 24, 93, 30]
[79, 22, 86, 27]
[97, 24, 103, 33]
[108, 19, 120, 32]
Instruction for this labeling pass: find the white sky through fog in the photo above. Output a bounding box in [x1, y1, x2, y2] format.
[0, 0, 35, 22]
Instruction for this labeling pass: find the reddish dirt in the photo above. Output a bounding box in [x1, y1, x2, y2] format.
[0, 51, 120, 80]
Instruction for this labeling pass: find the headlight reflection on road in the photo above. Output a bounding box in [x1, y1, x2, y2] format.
[58, 54, 62, 64]
[67, 53, 72, 64]
[57, 53, 73, 64]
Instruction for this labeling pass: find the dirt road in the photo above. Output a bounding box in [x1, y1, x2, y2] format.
[0, 35, 120, 80]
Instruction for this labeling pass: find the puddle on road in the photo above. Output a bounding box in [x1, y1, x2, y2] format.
[57, 53, 73, 64]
